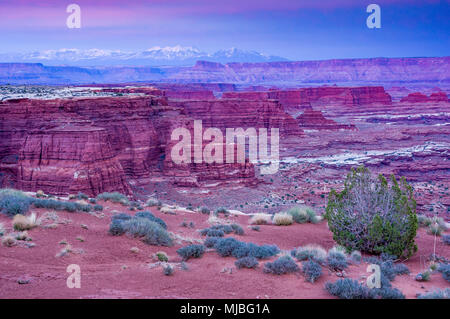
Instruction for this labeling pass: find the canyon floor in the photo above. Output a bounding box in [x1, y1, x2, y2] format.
[0, 200, 448, 299]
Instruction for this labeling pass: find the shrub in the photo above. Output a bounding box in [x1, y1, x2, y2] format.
[109, 215, 172, 246]
[287, 206, 320, 224]
[417, 215, 432, 227]
[76, 192, 89, 200]
[135, 211, 167, 229]
[215, 207, 229, 216]
[427, 223, 443, 236]
[201, 228, 225, 237]
[204, 236, 220, 248]
[249, 214, 271, 225]
[442, 235, 450, 245]
[0, 222, 4, 236]
[350, 250, 362, 263]
[293, 244, 327, 264]
[417, 288, 450, 299]
[156, 251, 168, 262]
[200, 207, 210, 214]
[13, 214, 37, 231]
[325, 166, 418, 258]
[302, 260, 322, 283]
[2, 235, 16, 247]
[97, 192, 129, 205]
[213, 237, 279, 259]
[263, 256, 299, 275]
[272, 212, 293, 226]
[89, 198, 97, 204]
[327, 251, 348, 271]
[145, 198, 162, 208]
[0, 194, 31, 216]
[251, 226, 260, 231]
[235, 256, 259, 269]
[438, 263, 450, 282]
[109, 219, 127, 236]
[163, 264, 174, 276]
[214, 237, 243, 257]
[112, 213, 132, 221]
[32, 198, 91, 213]
[231, 224, 245, 235]
[93, 204, 103, 211]
[415, 271, 431, 282]
[177, 244, 205, 260]
[287, 207, 309, 223]
[326, 279, 372, 299]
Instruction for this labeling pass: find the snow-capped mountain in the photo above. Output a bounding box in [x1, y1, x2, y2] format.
[0, 46, 287, 66]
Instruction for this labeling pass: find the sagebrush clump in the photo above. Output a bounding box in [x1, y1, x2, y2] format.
[263, 255, 299, 275]
[108, 214, 172, 247]
[302, 260, 322, 283]
[213, 237, 279, 259]
[177, 244, 205, 260]
[325, 166, 418, 258]
[292, 244, 327, 264]
[235, 256, 259, 269]
[97, 192, 129, 205]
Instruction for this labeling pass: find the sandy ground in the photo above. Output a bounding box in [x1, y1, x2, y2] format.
[0, 201, 448, 299]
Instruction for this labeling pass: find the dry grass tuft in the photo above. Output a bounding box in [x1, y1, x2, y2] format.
[272, 212, 293, 226]
[13, 213, 37, 231]
[249, 213, 272, 225]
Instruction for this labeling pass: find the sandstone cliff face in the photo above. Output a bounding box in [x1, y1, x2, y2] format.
[296, 109, 356, 131]
[1, 91, 302, 196]
[400, 92, 449, 103]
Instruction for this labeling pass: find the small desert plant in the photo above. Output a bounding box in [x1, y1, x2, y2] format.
[417, 288, 450, 299]
[214, 207, 230, 216]
[32, 198, 92, 213]
[438, 263, 450, 282]
[231, 223, 245, 235]
[350, 250, 362, 263]
[135, 211, 167, 229]
[263, 255, 299, 275]
[302, 260, 322, 283]
[442, 235, 450, 245]
[201, 228, 225, 237]
[123, 218, 172, 246]
[97, 192, 129, 205]
[13, 213, 37, 231]
[163, 264, 174, 276]
[109, 219, 127, 236]
[177, 244, 205, 260]
[204, 236, 220, 248]
[213, 237, 279, 259]
[272, 212, 293, 226]
[199, 207, 210, 214]
[145, 198, 162, 208]
[415, 270, 431, 282]
[251, 225, 260, 231]
[327, 250, 348, 271]
[325, 166, 418, 258]
[417, 215, 433, 227]
[0, 193, 31, 216]
[287, 206, 320, 224]
[325, 279, 372, 299]
[235, 256, 259, 269]
[427, 223, 444, 236]
[93, 204, 103, 211]
[2, 235, 16, 247]
[76, 192, 89, 200]
[156, 251, 169, 262]
[292, 244, 327, 264]
[249, 213, 271, 225]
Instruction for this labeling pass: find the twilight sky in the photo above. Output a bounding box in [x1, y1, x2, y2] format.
[0, 0, 449, 60]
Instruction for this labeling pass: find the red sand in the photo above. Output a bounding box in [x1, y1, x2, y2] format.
[0, 202, 448, 299]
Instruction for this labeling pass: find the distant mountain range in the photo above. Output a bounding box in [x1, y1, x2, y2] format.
[0, 46, 288, 66]
[0, 57, 448, 86]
